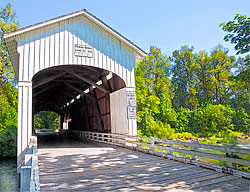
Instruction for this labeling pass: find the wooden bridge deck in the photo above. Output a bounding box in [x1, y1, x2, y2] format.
[38, 134, 250, 191]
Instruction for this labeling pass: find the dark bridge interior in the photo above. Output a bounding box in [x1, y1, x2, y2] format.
[32, 65, 125, 133]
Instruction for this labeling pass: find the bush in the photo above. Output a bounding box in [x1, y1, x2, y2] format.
[171, 132, 195, 140]
[232, 108, 250, 134]
[150, 121, 175, 139]
[170, 108, 192, 133]
[0, 126, 17, 158]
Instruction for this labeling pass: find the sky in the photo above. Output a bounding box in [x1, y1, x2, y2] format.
[1, 0, 250, 57]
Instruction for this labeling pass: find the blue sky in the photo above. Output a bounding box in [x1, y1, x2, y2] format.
[2, 0, 250, 56]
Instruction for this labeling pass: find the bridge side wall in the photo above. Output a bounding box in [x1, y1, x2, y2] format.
[110, 87, 137, 136]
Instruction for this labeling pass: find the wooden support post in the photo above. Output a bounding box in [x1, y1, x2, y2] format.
[81, 97, 90, 131]
[89, 86, 104, 132]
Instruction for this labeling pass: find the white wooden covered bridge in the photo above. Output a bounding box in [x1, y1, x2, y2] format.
[4, 10, 250, 191]
[4, 9, 145, 166]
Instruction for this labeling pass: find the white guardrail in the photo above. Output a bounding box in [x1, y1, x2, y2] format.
[70, 130, 250, 179]
[20, 136, 40, 192]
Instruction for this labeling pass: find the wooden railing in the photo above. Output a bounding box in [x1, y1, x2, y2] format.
[20, 136, 40, 192]
[70, 130, 250, 179]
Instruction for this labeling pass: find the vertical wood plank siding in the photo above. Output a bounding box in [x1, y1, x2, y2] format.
[16, 16, 136, 87]
[17, 82, 33, 164]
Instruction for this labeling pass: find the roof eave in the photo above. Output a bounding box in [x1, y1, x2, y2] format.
[4, 10, 147, 57]
[3, 9, 86, 40]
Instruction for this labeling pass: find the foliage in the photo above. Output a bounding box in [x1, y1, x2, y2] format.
[149, 121, 175, 139]
[221, 14, 250, 94]
[0, 125, 17, 158]
[197, 104, 235, 137]
[136, 41, 250, 140]
[232, 108, 250, 134]
[171, 46, 197, 110]
[220, 14, 250, 55]
[209, 46, 236, 104]
[135, 46, 174, 137]
[0, 4, 19, 88]
[0, 4, 18, 158]
[34, 111, 60, 131]
[0, 81, 17, 158]
[170, 108, 192, 133]
[0, 81, 17, 132]
[171, 132, 195, 140]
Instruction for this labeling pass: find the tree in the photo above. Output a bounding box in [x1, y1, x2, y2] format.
[171, 46, 198, 110]
[221, 14, 250, 86]
[209, 45, 235, 104]
[220, 14, 250, 55]
[194, 51, 214, 104]
[0, 4, 18, 158]
[229, 56, 250, 115]
[0, 4, 19, 94]
[0, 81, 18, 158]
[135, 47, 175, 137]
[34, 111, 60, 131]
[0, 81, 17, 132]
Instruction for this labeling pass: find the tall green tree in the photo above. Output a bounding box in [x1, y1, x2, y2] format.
[230, 57, 250, 115]
[209, 45, 235, 104]
[135, 47, 175, 137]
[0, 4, 18, 158]
[194, 51, 213, 104]
[171, 46, 198, 110]
[0, 4, 19, 93]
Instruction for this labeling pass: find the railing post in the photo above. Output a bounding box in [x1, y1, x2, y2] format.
[168, 139, 174, 156]
[20, 165, 31, 192]
[226, 145, 238, 169]
[227, 159, 237, 169]
[191, 141, 199, 161]
[150, 139, 155, 152]
[29, 145, 40, 192]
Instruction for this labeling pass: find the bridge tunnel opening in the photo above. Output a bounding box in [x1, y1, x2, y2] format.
[32, 65, 126, 136]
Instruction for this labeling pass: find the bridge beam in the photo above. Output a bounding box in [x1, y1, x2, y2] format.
[68, 71, 110, 93]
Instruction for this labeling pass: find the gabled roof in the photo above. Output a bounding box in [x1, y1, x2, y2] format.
[4, 9, 146, 57]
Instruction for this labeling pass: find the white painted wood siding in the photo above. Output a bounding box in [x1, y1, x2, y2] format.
[16, 16, 136, 87]
[17, 81, 33, 165]
[110, 87, 137, 136]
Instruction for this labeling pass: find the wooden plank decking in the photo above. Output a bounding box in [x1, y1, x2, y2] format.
[38, 134, 250, 191]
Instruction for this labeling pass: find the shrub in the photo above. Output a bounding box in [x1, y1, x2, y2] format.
[150, 121, 175, 139]
[0, 126, 17, 158]
[232, 108, 250, 134]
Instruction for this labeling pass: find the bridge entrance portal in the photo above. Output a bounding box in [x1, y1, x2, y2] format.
[32, 65, 126, 134]
[4, 9, 146, 170]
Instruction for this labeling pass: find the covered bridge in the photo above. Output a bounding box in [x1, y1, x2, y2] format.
[4, 9, 146, 168]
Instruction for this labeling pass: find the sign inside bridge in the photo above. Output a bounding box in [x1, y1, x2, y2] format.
[74, 44, 93, 57]
[127, 91, 136, 119]
[127, 106, 136, 119]
[126, 91, 136, 107]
